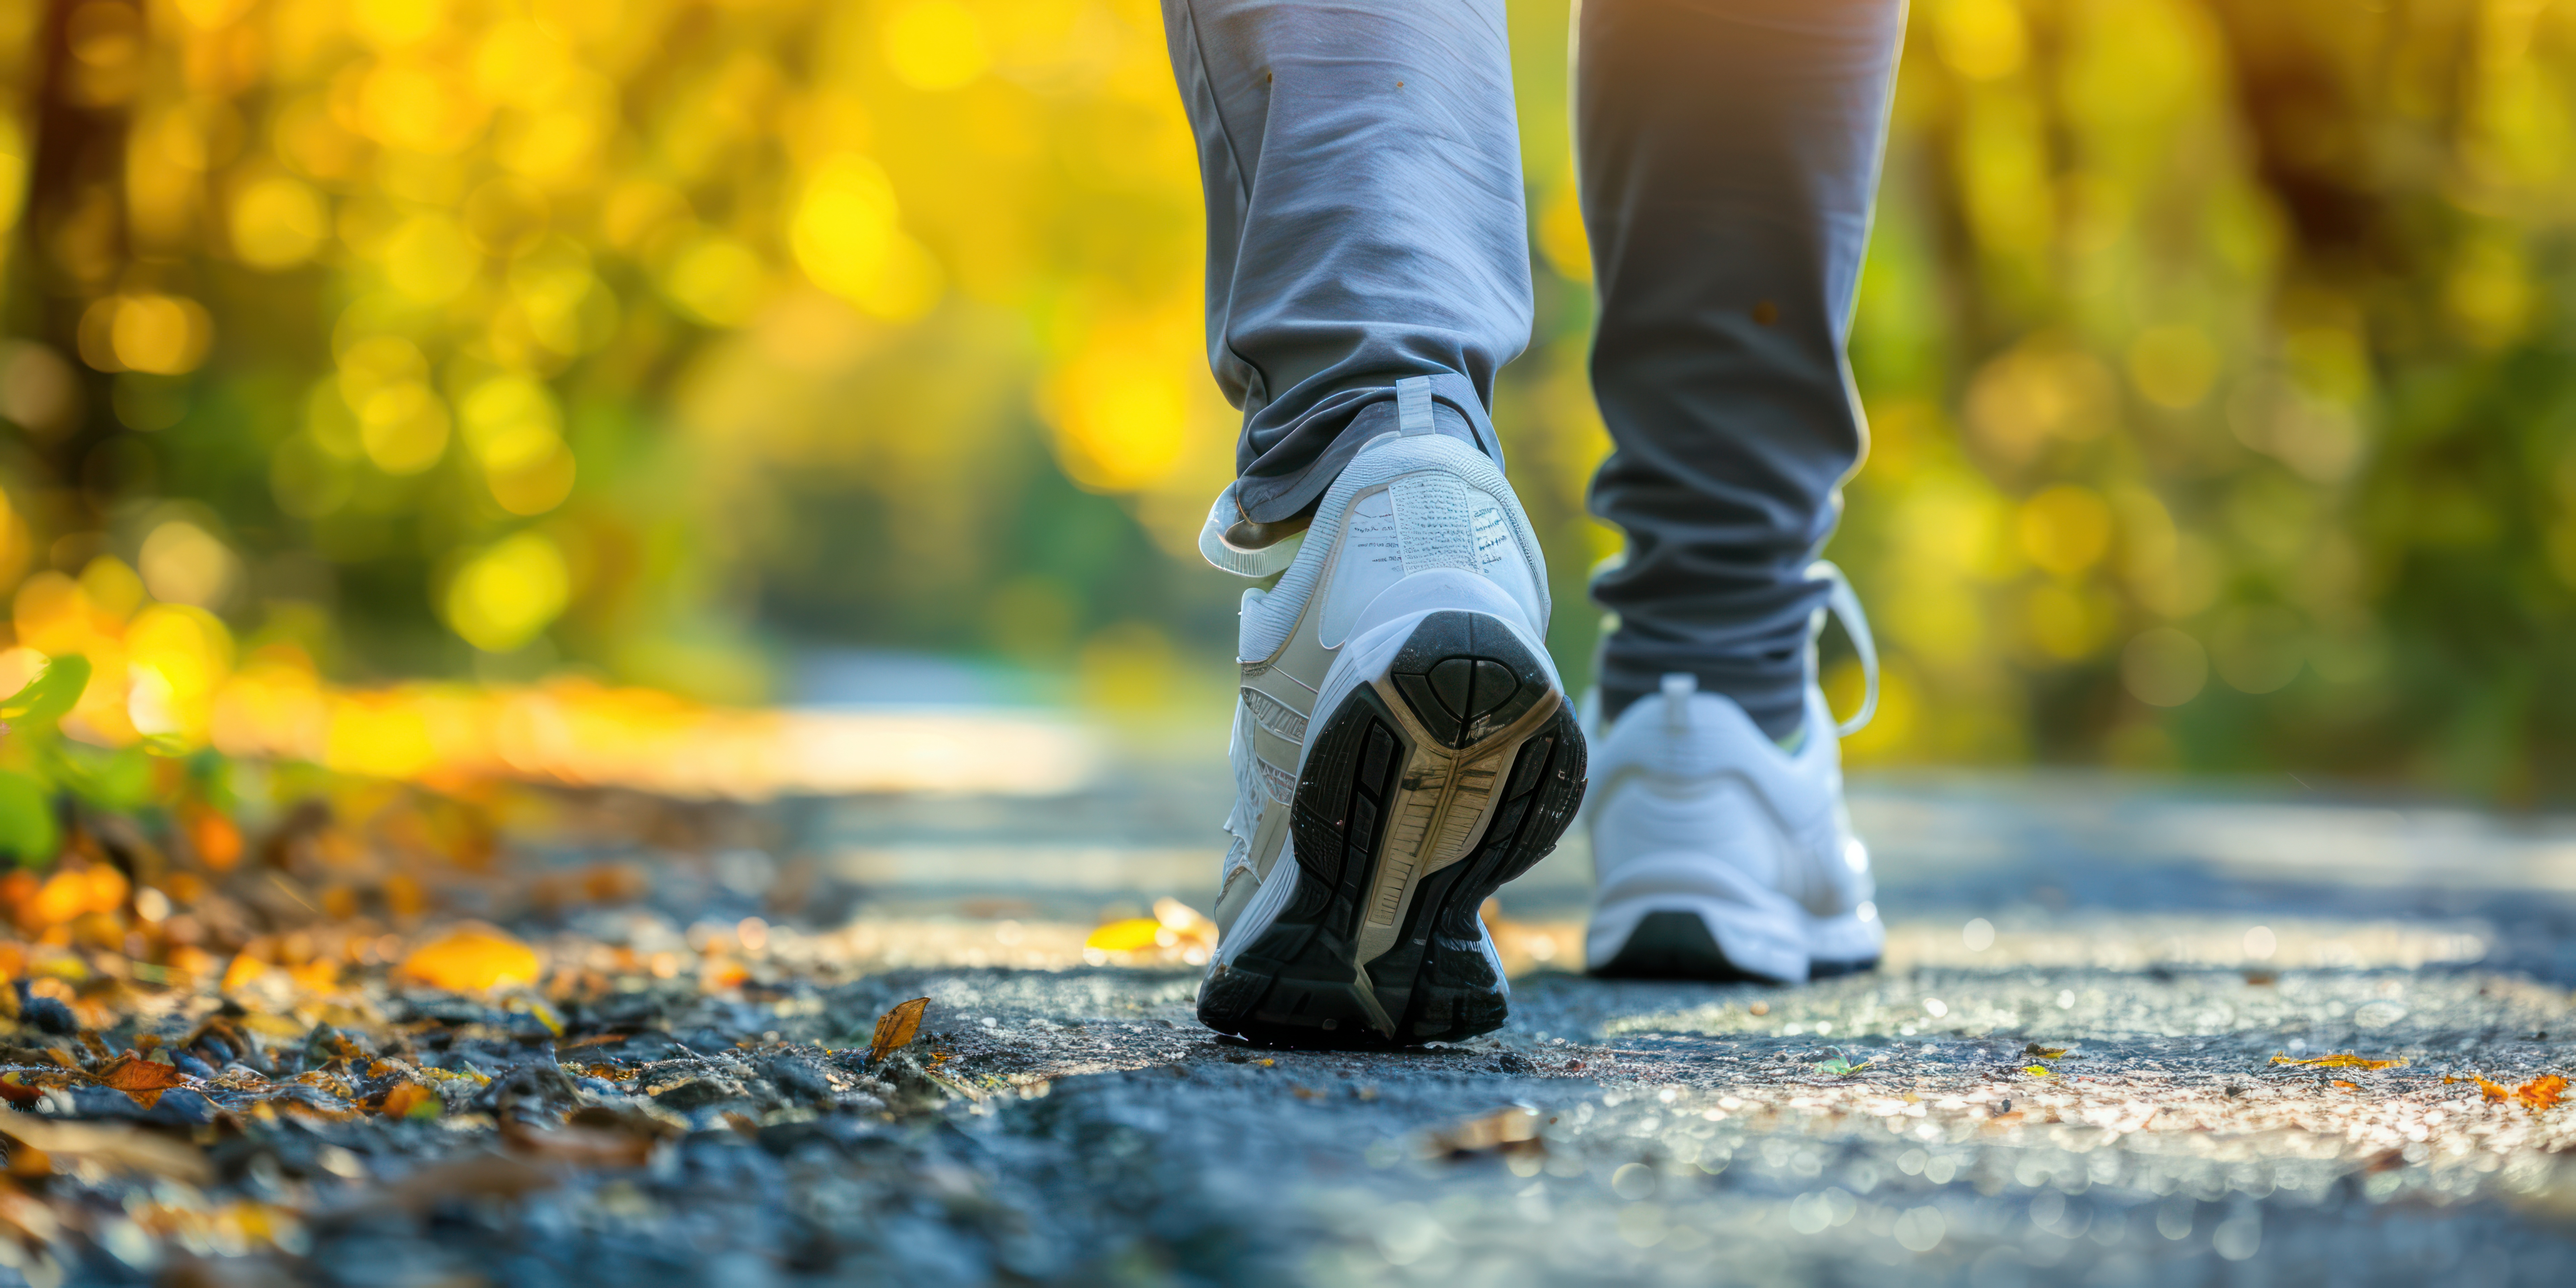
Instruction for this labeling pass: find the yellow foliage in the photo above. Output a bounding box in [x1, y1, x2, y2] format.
[443, 534, 571, 654]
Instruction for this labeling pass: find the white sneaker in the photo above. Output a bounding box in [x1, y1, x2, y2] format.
[1582, 563, 1883, 983]
[1194, 378, 1586, 1045]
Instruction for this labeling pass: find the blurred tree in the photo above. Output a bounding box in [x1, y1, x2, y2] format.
[0, 0, 2568, 796]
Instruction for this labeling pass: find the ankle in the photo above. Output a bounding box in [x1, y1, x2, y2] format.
[1600, 673, 1806, 747]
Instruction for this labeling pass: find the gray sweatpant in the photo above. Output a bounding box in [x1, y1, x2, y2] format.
[1163, 0, 1907, 737]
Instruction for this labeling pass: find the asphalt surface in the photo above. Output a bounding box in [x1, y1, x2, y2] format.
[8, 770, 2576, 1286]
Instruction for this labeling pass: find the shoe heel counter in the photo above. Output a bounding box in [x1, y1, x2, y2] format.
[1311, 440, 1550, 647]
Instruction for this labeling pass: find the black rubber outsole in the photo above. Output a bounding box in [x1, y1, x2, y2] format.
[1197, 610, 1585, 1048]
[1590, 910, 1883, 984]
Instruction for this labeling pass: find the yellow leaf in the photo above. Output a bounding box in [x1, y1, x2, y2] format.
[867, 997, 930, 1064]
[1084, 918, 1165, 954]
[2269, 1052, 2405, 1070]
[398, 925, 541, 994]
[2021, 1065, 2053, 1077]
[2025, 1043, 2069, 1060]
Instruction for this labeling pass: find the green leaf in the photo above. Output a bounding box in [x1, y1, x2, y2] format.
[57, 743, 155, 812]
[0, 656, 91, 729]
[1814, 1058, 1871, 1076]
[0, 770, 59, 865]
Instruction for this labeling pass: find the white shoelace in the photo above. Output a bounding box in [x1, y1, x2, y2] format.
[1807, 559, 1879, 737]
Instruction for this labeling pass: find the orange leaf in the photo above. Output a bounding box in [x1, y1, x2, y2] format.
[380, 1083, 440, 1120]
[2479, 1078, 2513, 1102]
[867, 997, 930, 1064]
[2517, 1074, 2567, 1112]
[2270, 1052, 2405, 1070]
[398, 925, 541, 994]
[94, 1056, 186, 1095]
[185, 805, 243, 872]
[219, 954, 271, 995]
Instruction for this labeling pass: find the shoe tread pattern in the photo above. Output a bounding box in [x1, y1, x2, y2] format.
[1197, 611, 1585, 1047]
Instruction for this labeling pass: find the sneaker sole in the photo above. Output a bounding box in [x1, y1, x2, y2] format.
[1197, 609, 1586, 1046]
[1591, 910, 1882, 983]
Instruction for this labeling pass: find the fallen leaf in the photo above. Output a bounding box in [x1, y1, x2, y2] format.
[2025, 1043, 2070, 1060]
[369, 1151, 555, 1214]
[2269, 1053, 2405, 1070]
[501, 1118, 655, 1168]
[0, 1112, 211, 1184]
[93, 1054, 187, 1108]
[867, 997, 930, 1064]
[2518, 1074, 2567, 1112]
[2479, 1078, 2513, 1102]
[1427, 1106, 1543, 1157]
[94, 1055, 186, 1094]
[2331, 1080, 2360, 1091]
[2021, 1065, 2055, 1077]
[1814, 1058, 1871, 1076]
[399, 925, 541, 993]
[1083, 918, 1165, 954]
[379, 1083, 441, 1120]
[4, 1144, 46, 1179]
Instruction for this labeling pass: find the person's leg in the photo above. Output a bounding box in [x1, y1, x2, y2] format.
[1163, 0, 1532, 528]
[1576, 0, 1907, 739]
[1576, 0, 1904, 983]
[1167, 1, 1587, 1044]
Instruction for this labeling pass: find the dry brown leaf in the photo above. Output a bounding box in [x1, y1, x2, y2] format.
[2270, 1052, 2405, 1070]
[94, 1055, 187, 1095]
[0, 1112, 212, 1184]
[867, 997, 931, 1063]
[398, 924, 542, 993]
[372, 1152, 556, 1213]
[501, 1117, 656, 1169]
[1427, 1106, 1544, 1157]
